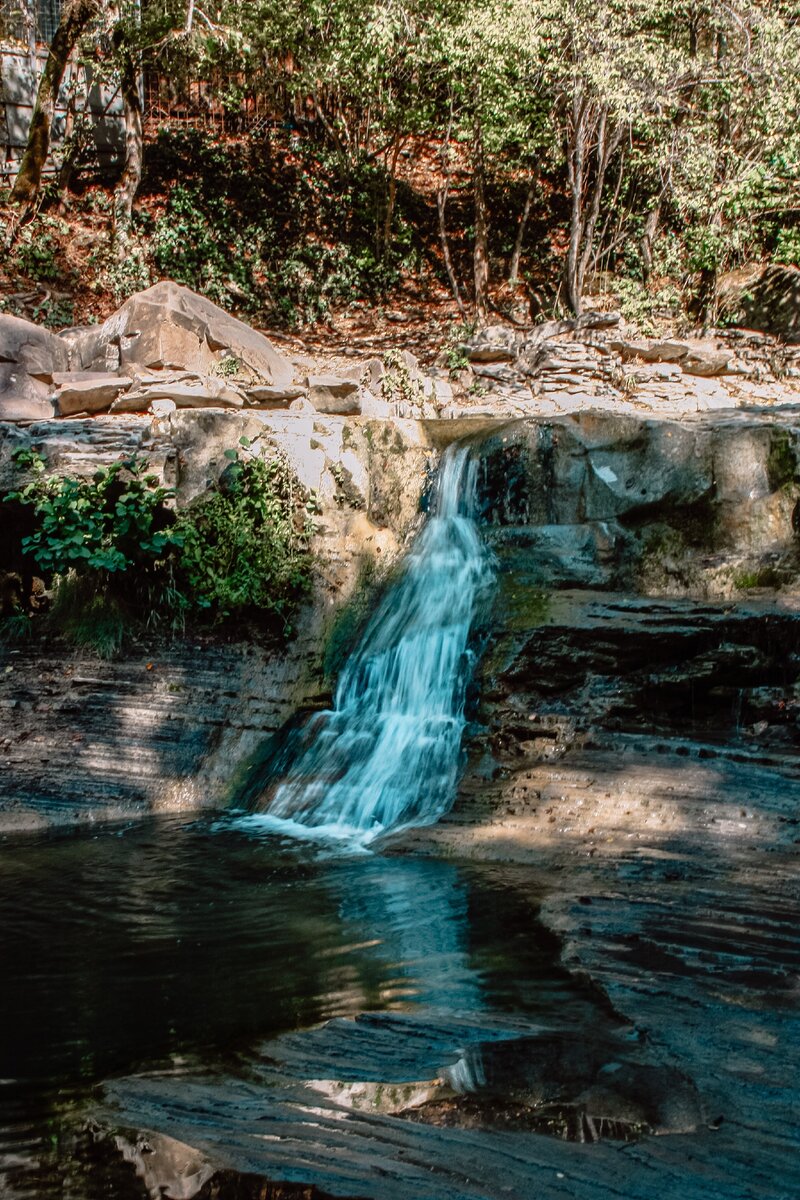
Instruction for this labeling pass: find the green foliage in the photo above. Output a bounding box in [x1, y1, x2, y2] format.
[8, 450, 179, 577]
[774, 226, 800, 268]
[611, 277, 683, 336]
[172, 447, 315, 630]
[47, 575, 128, 659]
[138, 128, 414, 327]
[12, 217, 67, 283]
[382, 349, 426, 410]
[0, 612, 35, 645]
[213, 353, 241, 378]
[5, 444, 315, 652]
[443, 321, 477, 375]
[733, 566, 782, 591]
[94, 234, 153, 303]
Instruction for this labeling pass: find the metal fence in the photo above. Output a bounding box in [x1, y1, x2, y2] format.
[1, 44, 124, 182]
[0, 0, 62, 45]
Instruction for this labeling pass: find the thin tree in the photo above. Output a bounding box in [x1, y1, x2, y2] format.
[9, 0, 104, 221]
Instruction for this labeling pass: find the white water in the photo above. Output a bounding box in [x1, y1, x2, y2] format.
[249, 442, 492, 845]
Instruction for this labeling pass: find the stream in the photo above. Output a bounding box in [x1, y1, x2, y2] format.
[0, 817, 613, 1198]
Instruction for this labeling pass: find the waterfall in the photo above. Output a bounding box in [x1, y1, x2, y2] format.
[248, 441, 492, 845]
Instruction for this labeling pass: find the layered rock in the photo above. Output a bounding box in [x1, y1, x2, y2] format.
[447, 314, 800, 419]
[1, 282, 451, 422]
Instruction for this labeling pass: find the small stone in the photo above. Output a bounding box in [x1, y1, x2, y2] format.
[306, 375, 361, 414]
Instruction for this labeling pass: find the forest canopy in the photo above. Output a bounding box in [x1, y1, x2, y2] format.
[2, 0, 800, 324]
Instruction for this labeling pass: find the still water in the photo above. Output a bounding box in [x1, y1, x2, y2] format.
[0, 816, 604, 1197]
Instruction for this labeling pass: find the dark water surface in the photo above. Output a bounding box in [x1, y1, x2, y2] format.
[0, 815, 603, 1197]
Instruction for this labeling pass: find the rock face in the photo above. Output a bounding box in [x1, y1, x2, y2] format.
[471, 411, 800, 595]
[0, 313, 68, 420]
[0, 408, 433, 831]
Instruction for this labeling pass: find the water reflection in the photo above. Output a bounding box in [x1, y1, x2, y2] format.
[0, 817, 601, 1197]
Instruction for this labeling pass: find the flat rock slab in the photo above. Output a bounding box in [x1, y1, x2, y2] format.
[55, 373, 132, 416]
[246, 383, 308, 407]
[110, 375, 245, 411]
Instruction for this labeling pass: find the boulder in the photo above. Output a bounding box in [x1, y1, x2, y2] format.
[680, 347, 733, 376]
[0, 313, 68, 420]
[464, 324, 518, 363]
[55, 373, 133, 416]
[718, 263, 800, 342]
[0, 313, 69, 380]
[611, 339, 689, 364]
[306, 374, 361, 415]
[70, 282, 295, 385]
[59, 324, 120, 373]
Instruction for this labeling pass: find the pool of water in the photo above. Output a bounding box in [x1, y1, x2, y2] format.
[0, 815, 616, 1198]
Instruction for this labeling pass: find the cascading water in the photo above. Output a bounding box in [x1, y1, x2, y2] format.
[249, 441, 492, 845]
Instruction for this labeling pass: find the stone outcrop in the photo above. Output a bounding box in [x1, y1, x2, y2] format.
[1, 283, 453, 422]
[0, 407, 434, 831]
[0, 313, 69, 420]
[718, 262, 800, 342]
[471, 411, 800, 596]
[446, 315, 800, 419]
[66, 281, 295, 385]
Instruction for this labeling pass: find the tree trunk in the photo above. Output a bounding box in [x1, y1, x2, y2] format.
[437, 188, 465, 317]
[380, 135, 402, 260]
[437, 100, 465, 316]
[10, 0, 103, 214]
[639, 202, 661, 283]
[112, 47, 143, 255]
[509, 177, 535, 285]
[472, 115, 489, 324]
[563, 94, 587, 315]
[576, 113, 622, 299]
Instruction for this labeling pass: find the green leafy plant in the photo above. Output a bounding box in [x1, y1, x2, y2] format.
[172, 442, 315, 631]
[382, 349, 426, 411]
[5, 444, 315, 653]
[8, 450, 179, 577]
[12, 217, 67, 283]
[442, 322, 477, 376]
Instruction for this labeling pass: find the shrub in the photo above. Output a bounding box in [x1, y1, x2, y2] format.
[5, 444, 316, 654]
[172, 444, 315, 631]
